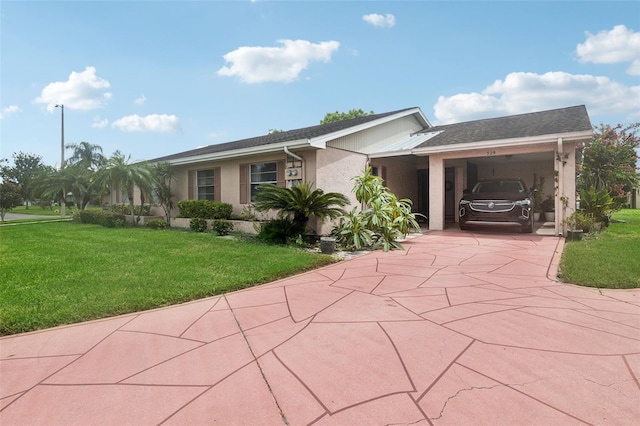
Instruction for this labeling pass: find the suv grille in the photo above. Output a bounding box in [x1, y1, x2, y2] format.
[470, 201, 515, 213]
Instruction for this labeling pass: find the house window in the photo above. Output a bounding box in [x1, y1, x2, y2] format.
[197, 169, 215, 201]
[371, 165, 386, 182]
[250, 162, 277, 200]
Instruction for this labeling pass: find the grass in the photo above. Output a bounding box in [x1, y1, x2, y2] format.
[8, 205, 72, 216]
[559, 209, 640, 289]
[0, 222, 335, 335]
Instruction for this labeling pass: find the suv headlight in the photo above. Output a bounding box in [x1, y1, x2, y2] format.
[459, 200, 470, 205]
[514, 200, 531, 206]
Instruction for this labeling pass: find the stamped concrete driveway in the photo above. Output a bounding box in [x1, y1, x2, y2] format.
[1, 231, 639, 425]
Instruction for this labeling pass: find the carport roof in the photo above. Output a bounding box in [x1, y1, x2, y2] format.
[414, 105, 592, 148]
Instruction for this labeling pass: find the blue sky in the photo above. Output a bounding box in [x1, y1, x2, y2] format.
[1, 0, 639, 168]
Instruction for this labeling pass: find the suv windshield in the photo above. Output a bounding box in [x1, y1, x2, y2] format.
[472, 180, 525, 194]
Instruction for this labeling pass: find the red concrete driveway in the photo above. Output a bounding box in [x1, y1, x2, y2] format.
[1, 231, 639, 425]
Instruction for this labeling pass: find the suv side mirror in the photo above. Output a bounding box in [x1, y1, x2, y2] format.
[463, 188, 470, 194]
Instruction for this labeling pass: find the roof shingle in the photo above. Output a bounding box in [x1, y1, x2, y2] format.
[148, 107, 418, 163]
[415, 105, 592, 149]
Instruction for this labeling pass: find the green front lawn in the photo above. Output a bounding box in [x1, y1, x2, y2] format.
[559, 209, 640, 289]
[0, 222, 334, 335]
[8, 205, 72, 216]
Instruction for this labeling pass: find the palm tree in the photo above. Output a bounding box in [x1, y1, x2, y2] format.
[66, 142, 106, 171]
[152, 162, 176, 225]
[95, 151, 155, 222]
[253, 182, 349, 231]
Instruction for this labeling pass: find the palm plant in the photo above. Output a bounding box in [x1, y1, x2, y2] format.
[95, 151, 155, 223]
[253, 182, 349, 232]
[66, 142, 106, 171]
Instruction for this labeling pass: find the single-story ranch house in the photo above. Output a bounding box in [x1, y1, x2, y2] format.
[110, 105, 593, 236]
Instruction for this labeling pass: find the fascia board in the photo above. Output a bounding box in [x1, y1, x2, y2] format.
[308, 107, 430, 149]
[165, 139, 310, 166]
[411, 130, 593, 155]
[369, 150, 412, 158]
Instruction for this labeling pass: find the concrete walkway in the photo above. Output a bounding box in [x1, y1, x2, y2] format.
[1, 231, 639, 425]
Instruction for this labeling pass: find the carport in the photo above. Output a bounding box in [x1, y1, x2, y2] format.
[372, 106, 593, 236]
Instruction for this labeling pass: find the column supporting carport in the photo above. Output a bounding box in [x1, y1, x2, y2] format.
[555, 137, 563, 236]
[428, 154, 445, 231]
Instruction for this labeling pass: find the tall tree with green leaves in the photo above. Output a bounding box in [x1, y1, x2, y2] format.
[0, 152, 47, 209]
[578, 123, 639, 209]
[320, 109, 375, 125]
[95, 151, 155, 223]
[0, 182, 23, 221]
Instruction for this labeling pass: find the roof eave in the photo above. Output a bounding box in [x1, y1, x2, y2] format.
[411, 129, 593, 155]
[369, 150, 413, 158]
[164, 139, 311, 166]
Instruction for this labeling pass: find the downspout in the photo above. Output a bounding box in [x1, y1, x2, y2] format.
[284, 146, 305, 182]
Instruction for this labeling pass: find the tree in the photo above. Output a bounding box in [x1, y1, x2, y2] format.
[95, 151, 155, 223]
[152, 162, 176, 225]
[578, 123, 639, 210]
[34, 161, 105, 211]
[66, 141, 106, 171]
[320, 109, 375, 125]
[253, 182, 349, 232]
[0, 152, 46, 209]
[0, 182, 23, 221]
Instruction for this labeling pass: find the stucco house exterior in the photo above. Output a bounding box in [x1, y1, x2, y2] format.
[129, 105, 592, 235]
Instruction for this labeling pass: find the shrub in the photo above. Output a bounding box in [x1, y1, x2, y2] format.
[74, 210, 126, 228]
[189, 217, 208, 233]
[333, 167, 422, 251]
[146, 219, 168, 230]
[212, 219, 234, 236]
[563, 211, 595, 232]
[258, 218, 305, 244]
[37, 199, 53, 210]
[177, 200, 233, 219]
[579, 186, 613, 225]
[110, 203, 151, 216]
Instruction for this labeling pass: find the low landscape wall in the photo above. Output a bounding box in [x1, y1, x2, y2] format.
[170, 218, 261, 234]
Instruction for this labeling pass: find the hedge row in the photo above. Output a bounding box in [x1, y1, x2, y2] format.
[109, 203, 151, 216]
[73, 210, 126, 228]
[177, 200, 232, 219]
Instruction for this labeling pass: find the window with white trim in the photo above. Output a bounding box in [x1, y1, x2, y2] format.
[197, 169, 215, 201]
[250, 162, 277, 200]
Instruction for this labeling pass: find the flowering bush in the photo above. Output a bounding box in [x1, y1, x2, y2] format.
[577, 123, 639, 210]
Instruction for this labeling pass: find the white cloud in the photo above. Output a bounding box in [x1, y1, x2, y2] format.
[92, 116, 109, 128]
[363, 13, 395, 28]
[111, 114, 180, 133]
[34, 66, 112, 111]
[0, 105, 22, 120]
[576, 25, 640, 75]
[434, 71, 640, 124]
[217, 39, 340, 83]
[134, 94, 146, 105]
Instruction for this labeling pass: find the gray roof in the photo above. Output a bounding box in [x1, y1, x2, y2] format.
[149, 107, 418, 163]
[415, 105, 592, 149]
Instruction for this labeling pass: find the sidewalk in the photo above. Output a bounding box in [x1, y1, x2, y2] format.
[1, 231, 639, 425]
